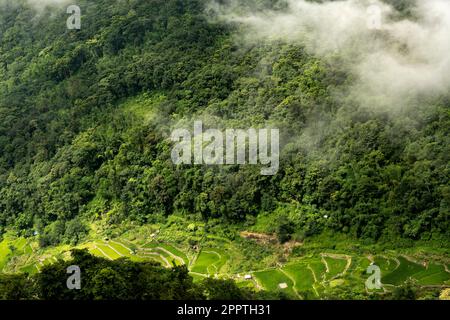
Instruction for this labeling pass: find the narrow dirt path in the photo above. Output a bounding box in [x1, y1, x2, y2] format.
[401, 254, 422, 265]
[321, 255, 330, 274]
[190, 271, 208, 278]
[343, 256, 352, 275]
[308, 264, 318, 283]
[252, 277, 264, 291]
[307, 264, 320, 296]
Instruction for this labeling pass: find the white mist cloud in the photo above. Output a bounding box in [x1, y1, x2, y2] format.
[28, 0, 72, 10]
[0, 0, 72, 10]
[27, 0, 70, 6]
[213, 0, 450, 109]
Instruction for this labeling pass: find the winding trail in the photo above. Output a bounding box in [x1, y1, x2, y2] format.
[307, 264, 320, 296]
[321, 255, 330, 275]
[190, 271, 208, 278]
[322, 253, 352, 278]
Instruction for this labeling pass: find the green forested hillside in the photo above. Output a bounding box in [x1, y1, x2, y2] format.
[0, 0, 448, 254]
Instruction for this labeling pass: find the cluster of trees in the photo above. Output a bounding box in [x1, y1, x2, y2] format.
[0, 0, 448, 247]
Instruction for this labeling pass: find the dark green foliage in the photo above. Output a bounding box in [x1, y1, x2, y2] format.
[0, 274, 35, 300]
[390, 280, 418, 300]
[276, 215, 294, 243]
[200, 278, 248, 300]
[0, 0, 448, 246]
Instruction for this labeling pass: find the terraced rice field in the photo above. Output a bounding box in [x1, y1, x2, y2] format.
[159, 244, 189, 265]
[141, 242, 187, 266]
[374, 256, 398, 274]
[382, 256, 450, 286]
[415, 264, 450, 285]
[0, 237, 34, 270]
[253, 269, 297, 297]
[282, 263, 316, 292]
[323, 256, 348, 279]
[1, 234, 449, 298]
[191, 250, 223, 275]
[308, 259, 327, 282]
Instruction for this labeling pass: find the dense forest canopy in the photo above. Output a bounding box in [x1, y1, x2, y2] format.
[0, 0, 448, 248]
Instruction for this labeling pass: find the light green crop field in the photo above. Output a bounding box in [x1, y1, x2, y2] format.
[0, 237, 32, 270]
[324, 257, 347, 279]
[95, 243, 122, 260]
[191, 250, 222, 275]
[1, 231, 449, 300]
[308, 260, 327, 282]
[153, 247, 185, 266]
[0, 240, 12, 270]
[109, 241, 133, 256]
[207, 249, 229, 272]
[152, 248, 175, 264]
[89, 247, 105, 258]
[142, 242, 158, 249]
[415, 263, 450, 285]
[382, 256, 425, 285]
[20, 263, 38, 274]
[283, 263, 316, 292]
[190, 272, 208, 282]
[253, 269, 296, 297]
[138, 252, 171, 266]
[159, 244, 189, 265]
[374, 256, 398, 274]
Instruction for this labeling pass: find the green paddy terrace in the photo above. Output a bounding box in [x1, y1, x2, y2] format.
[0, 224, 449, 299]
